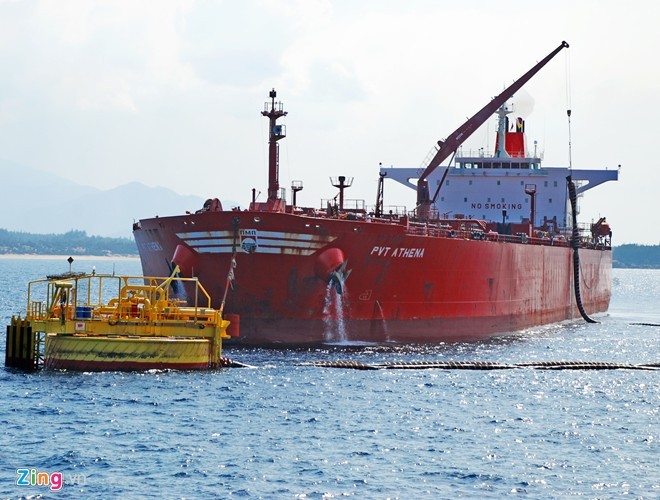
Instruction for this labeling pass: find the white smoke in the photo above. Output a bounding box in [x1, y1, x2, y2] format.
[512, 88, 535, 118]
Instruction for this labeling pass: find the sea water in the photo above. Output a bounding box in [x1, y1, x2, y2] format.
[0, 257, 657, 498]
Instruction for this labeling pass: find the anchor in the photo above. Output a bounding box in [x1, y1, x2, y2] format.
[328, 261, 351, 295]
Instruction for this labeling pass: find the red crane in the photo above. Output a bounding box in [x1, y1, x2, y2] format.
[416, 41, 569, 220]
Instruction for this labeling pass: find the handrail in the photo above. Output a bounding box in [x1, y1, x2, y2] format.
[399, 224, 609, 250]
[26, 273, 219, 324]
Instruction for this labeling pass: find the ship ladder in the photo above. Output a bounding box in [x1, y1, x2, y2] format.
[5, 317, 44, 370]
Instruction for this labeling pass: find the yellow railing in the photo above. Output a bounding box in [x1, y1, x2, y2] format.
[26, 272, 220, 325]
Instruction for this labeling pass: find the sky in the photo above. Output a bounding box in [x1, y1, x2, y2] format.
[0, 0, 658, 244]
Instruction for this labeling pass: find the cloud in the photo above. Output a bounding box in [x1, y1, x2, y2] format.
[185, 48, 282, 88]
[0, 0, 199, 115]
[302, 62, 367, 102]
[0, 0, 658, 243]
[180, 1, 298, 88]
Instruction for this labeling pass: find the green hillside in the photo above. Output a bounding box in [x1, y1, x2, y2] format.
[612, 244, 660, 269]
[0, 229, 137, 256]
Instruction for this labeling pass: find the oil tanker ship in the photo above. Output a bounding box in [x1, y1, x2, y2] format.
[133, 41, 618, 345]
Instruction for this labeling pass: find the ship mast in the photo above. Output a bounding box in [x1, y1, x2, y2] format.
[495, 105, 512, 158]
[262, 89, 288, 210]
[416, 41, 569, 220]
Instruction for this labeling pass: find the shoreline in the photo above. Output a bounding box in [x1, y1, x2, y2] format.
[0, 254, 139, 260]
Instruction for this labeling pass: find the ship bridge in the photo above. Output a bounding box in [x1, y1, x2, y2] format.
[380, 161, 619, 227]
[454, 153, 542, 171]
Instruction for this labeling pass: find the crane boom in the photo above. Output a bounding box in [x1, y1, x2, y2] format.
[416, 41, 569, 217]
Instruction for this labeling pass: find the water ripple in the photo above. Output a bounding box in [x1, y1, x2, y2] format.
[0, 263, 658, 497]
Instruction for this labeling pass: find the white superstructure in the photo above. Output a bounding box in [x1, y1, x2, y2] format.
[381, 108, 619, 229]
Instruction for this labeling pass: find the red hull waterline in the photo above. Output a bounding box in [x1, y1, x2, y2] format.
[134, 211, 612, 345]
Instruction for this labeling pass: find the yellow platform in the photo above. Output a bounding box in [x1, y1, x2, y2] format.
[6, 266, 230, 371]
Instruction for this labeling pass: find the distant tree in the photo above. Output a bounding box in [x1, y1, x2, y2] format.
[0, 228, 137, 255]
[613, 244, 660, 269]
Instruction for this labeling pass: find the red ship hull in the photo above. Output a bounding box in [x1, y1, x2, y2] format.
[134, 211, 612, 345]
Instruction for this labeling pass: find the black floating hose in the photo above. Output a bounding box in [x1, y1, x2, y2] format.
[566, 176, 598, 323]
[299, 360, 659, 371]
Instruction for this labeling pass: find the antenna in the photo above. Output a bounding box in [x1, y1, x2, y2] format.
[565, 48, 572, 171]
[525, 184, 537, 236]
[261, 89, 287, 210]
[567, 109, 573, 171]
[375, 167, 386, 217]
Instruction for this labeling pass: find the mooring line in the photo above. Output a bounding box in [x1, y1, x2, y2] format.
[297, 360, 660, 371]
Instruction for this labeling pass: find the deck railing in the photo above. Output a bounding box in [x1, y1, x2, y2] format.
[25, 274, 220, 325]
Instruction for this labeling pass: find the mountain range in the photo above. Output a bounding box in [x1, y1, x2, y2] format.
[0, 160, 215, 238]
